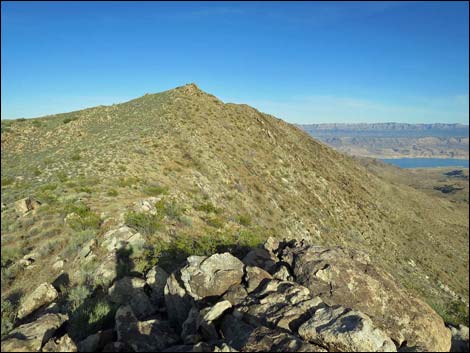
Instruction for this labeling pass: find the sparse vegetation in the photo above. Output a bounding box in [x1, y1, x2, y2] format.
[125, 211, 162, 235]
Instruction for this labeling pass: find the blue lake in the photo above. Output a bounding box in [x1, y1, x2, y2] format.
[381, 158, 469, 169]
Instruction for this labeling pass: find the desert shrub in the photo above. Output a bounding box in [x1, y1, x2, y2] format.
[62, 230, 95, 259]
[235, 214, 252, 227]
[68, 296, 115, 341]
[163, 200, 184, 220]
[1, 177, 15, 187]
[71, 153, 81, 161]
[117, 177, 140, 188]
[142, 183, 168, 196]
[1, 299, 16, 339]
[67, 285, 91, 311]
[56, 171, 68, 182]
[1, 247, 23, 268]
[64, 202, 101, 231]
[106, 189, 118, 197]
[63, 117, 77, 124]
[38, 239, 61, 257]
[431, 300, 470, 326]
[195, 202, 221, 214]
[205, 216, 224, 228]
[124, 211, 162, 236]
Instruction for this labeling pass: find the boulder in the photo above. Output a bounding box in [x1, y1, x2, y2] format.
[115, 305, 179, 352]
[180, 253, 244, 300]
[14, 197, 41, 215]
[244, 266, 272, 293]
[101, 226, 144, 253]
[1, 313, 67, 352]
[17, 282, 58, 319]
[220, 315, 324, 352]
[450, 324, 469, 352]
[242, 248, 278, 273]
[165, 271, 194, 328]
[78, 330, 114, 353]
[108, 277, 154, 319]
[78, 239, 97, 260]
[235, 279, 324, 332]
[222, 284, 248, 306]
[42, 334, 77, 352]
[52, 260, 64, 271]
[146, 266, 169, 305]
[281, 243, 452, 351]
[132, 197, 161, 214]
[298, 306, 396, 352]
[93, 252, 118, 287]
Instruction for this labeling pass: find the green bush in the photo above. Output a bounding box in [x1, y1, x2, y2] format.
[106, 189, 118, 197]
[1, 299, 16, 339]
[124, 211, 162, 235]
[143, 184, 168, 196]
[67, 285, 91, 311]
[64, 202, 101, 231]
[236, 214, 252, 227]
[68, 297, 115, 341]
[195, 202, 221, 214]
[1, 177, 15, 187]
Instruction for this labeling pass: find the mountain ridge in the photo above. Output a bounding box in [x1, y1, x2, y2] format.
[1, 84, 468, 335]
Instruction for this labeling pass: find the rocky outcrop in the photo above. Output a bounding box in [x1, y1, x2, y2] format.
[108, 277, 155, 319]
[1, 313, 67, 352]
[14, 197, 41, 215]
[278, 242, 452, 351]
[1, 235, 455, 352]
[17, 283, 59, 320]
[146, 265, 169, 306]
[42, 334, 77, 352]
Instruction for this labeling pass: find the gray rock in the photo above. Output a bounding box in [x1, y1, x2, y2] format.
[101, 226, 145, 253]
[282, 243, 452, 351]
[146, 266, 169, 306]
[108, 277, 154, 319]
[450, 324, 469, 352]
[181, 307, 202, 344]
[222, 285, 248, 306]
[115, 305, 179, 352]
[1, 313, 67, 352]
[242, 248, 278, 273]
[244, 266, 272, 293]
[14, 197, 41, 215]
[164, 271, 194, 328]
[78, 330, 114, 353]
[17, 282, 58, 319]
[220, 315, 324, 352]
[180, 253, 244, 300]
[298, 305, 396, 352]
[93, 252, 118, 287]
[42, 334, 77, 352]
[236, 279, 324, 332]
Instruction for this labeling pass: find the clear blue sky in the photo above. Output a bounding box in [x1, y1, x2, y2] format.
[1, 1, 469, 124]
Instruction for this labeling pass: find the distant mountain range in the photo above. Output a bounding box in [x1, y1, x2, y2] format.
[298, 123, 469, 159]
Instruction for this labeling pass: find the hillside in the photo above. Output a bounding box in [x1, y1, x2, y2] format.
[299, 123, 469, 159]
[1, 84, 468, 338]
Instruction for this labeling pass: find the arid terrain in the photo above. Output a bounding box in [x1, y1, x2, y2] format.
[1, 84, 468, 351]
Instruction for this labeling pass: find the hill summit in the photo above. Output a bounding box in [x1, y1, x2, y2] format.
[1, 84, 468, 341]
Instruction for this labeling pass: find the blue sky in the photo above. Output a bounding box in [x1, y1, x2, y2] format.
[1, 1, 469, 124]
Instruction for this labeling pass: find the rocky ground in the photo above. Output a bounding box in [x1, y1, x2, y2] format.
[1, 229, 468, 352]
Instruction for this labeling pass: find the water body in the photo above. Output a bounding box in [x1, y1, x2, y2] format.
[381, 158, 469, 169]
